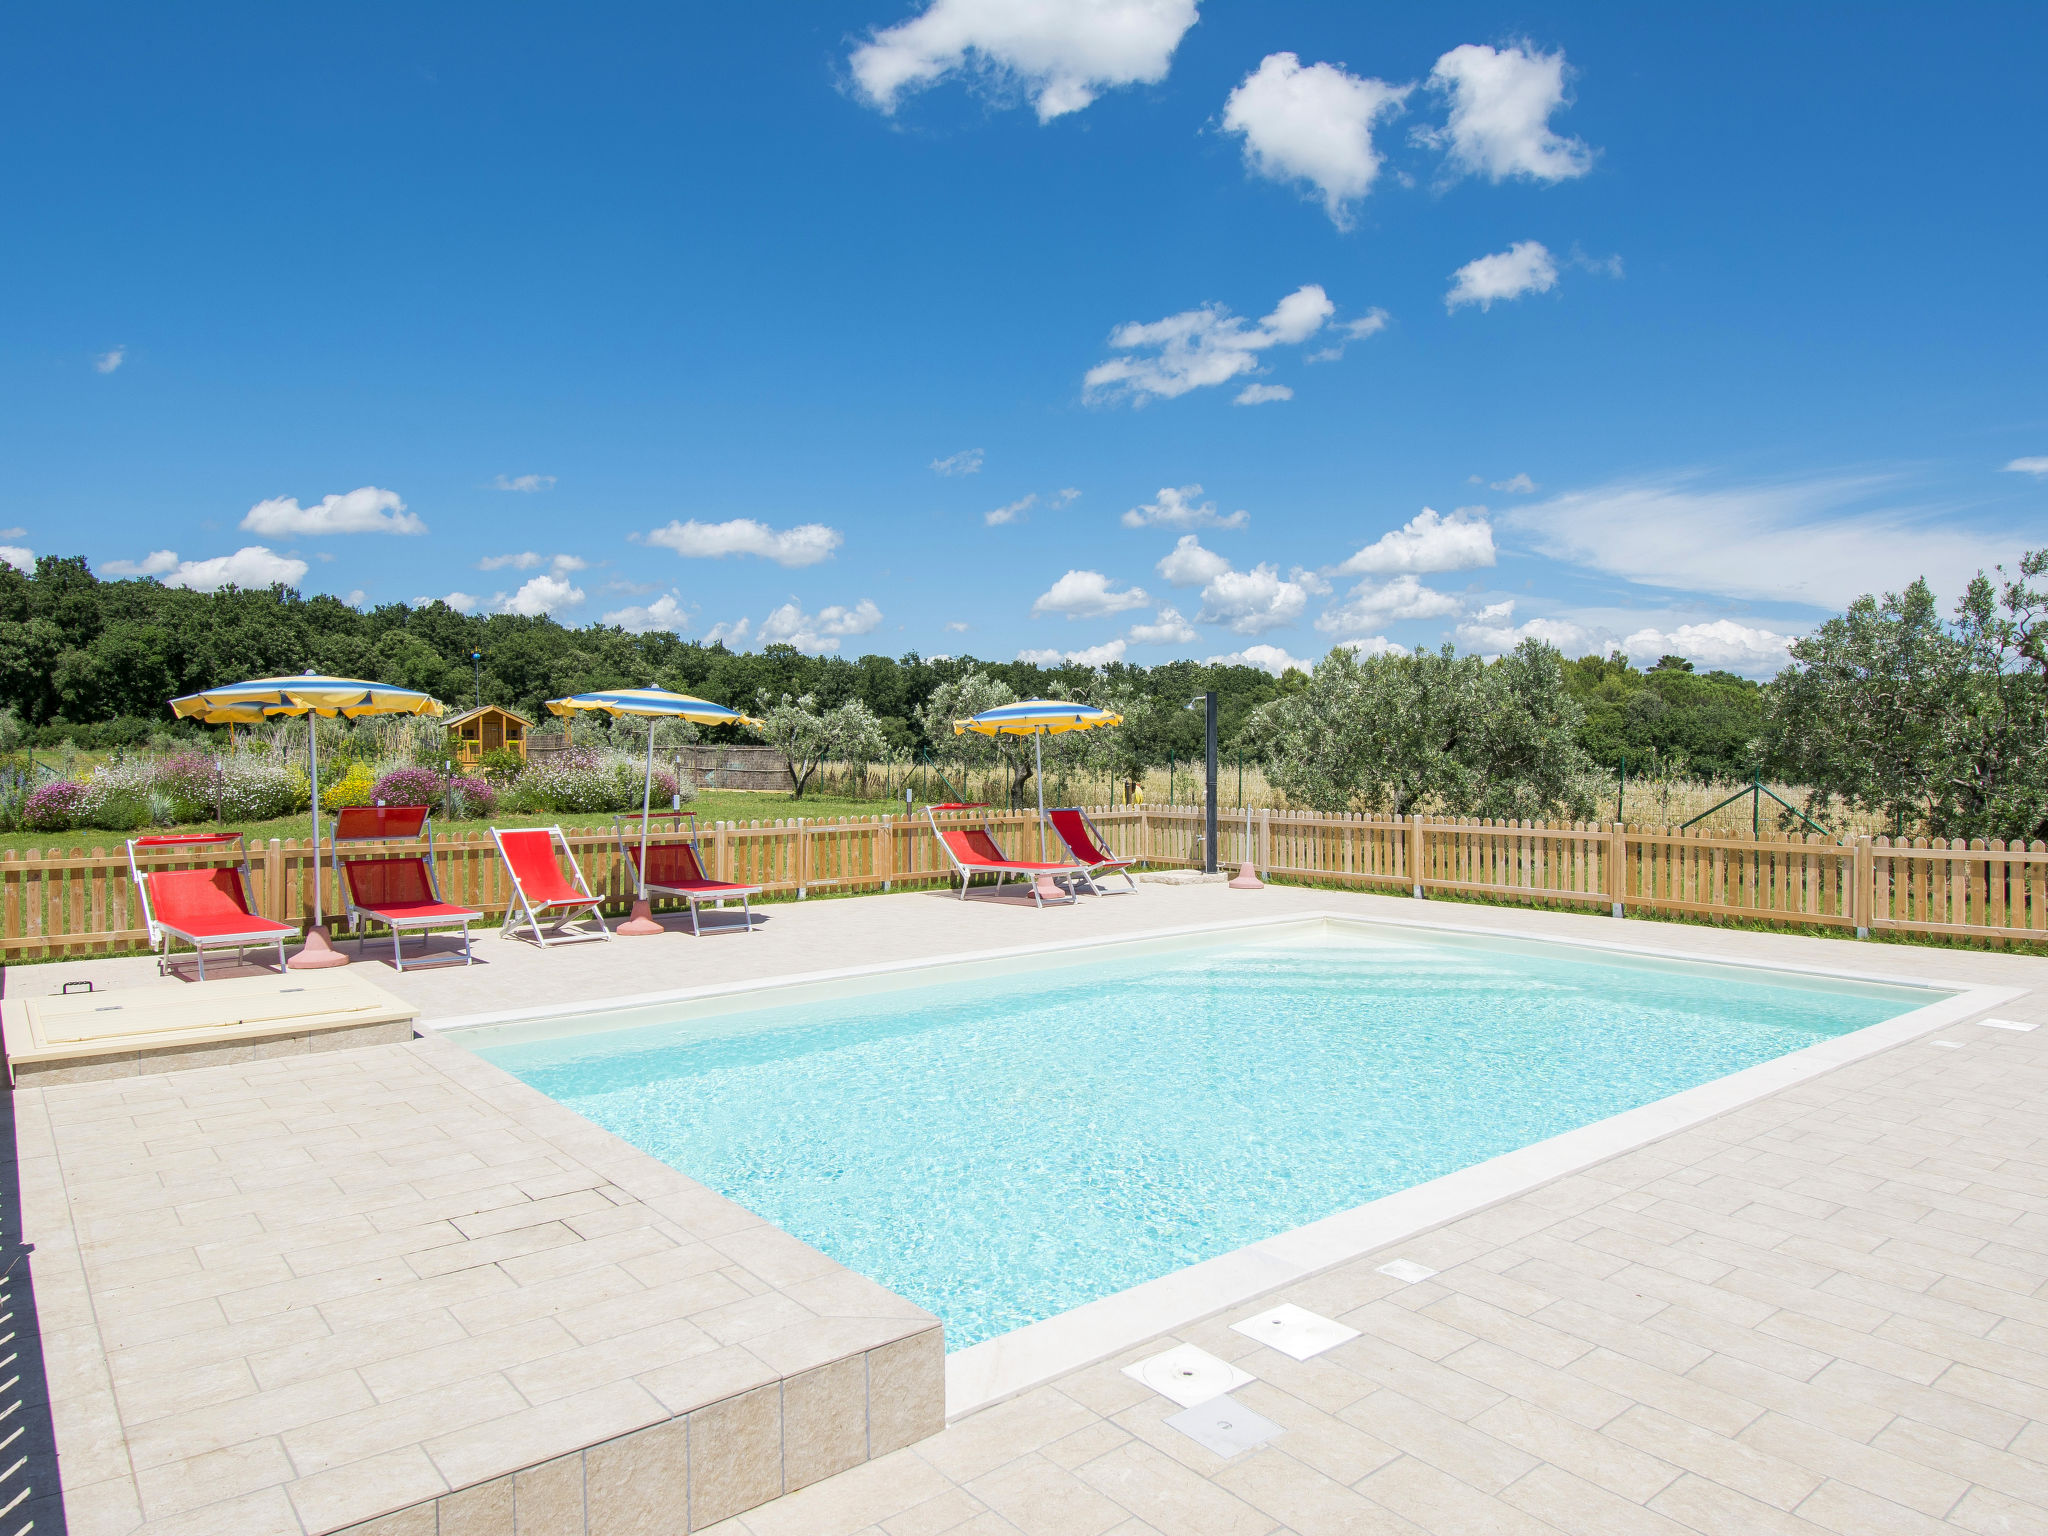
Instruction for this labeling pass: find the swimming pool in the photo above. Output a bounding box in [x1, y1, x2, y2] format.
[469, 918, 1939, 1352]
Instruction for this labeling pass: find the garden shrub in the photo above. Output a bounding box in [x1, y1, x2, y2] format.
[371, 767, 443, 807]
[155, 752, 225, 823]
[216, 759, 301, 822]
[503, 750, 676, 814]
[78, 759, 155, 831]
[449, 776, 498, 818]
[320, 762, 378, 809]
[22, 781, 87, 832]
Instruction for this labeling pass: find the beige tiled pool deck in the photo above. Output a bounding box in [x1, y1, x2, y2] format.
[6, 882, 2048, 1535]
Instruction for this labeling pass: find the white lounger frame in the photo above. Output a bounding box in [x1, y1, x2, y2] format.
[924, 806, 1085, 908]
[332, 812, 482, 971]
[492, 825, 612, 947]
[1050, 805, 1139, 895]
[613, 814, 762, 937]
[126, 833, 291, 980]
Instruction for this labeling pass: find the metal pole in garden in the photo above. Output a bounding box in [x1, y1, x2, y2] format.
[1202, 691, 1218, 874]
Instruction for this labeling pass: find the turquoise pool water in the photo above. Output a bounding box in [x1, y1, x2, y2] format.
[477, 927, 1926, 1348]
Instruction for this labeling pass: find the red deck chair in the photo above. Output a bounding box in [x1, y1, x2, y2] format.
[332, 806, 483, 970]
[492, 825, 611, 947]
[615, 813, 761, 936]
[1046, 807, 1138, 894]
[126, 832, 295, 980]
[924, 804, 1086, 908]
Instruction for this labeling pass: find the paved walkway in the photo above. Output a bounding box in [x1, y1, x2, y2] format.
[7, 884, 2047, 1534]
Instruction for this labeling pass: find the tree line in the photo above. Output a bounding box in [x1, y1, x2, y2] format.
[2, 547, 2041, 840]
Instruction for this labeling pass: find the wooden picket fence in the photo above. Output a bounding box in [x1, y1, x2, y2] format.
[3, 807, 2045, 961]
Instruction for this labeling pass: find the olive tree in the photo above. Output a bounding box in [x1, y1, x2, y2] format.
[1764, 551, 2047, 840]
[753, 691, 887, 800]
[1248, 641, 1596, 819]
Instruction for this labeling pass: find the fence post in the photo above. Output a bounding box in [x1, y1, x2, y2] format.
[1609, 822, 1626, 918]
[1409, 814, 1425, 899]
[1259, 807, 1272, 879]
[880, 814, 894, 892]
[1854, 834, 1873, 938]
[1138, 804, 1150, 869]
[796, 819, 809, 899]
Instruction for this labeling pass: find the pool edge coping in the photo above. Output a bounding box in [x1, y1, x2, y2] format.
[941, 961, 2024, 1418]
[422, 901, 2024, 1421]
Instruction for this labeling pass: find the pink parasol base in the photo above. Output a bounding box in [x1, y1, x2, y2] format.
[617, 898, 664, 936]
[287, 927, 352, 970]
[1034, 875, 1067, 903]
[1229, 861, 1265, 890]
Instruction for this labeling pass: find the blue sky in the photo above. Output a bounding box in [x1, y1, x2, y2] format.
[5, 1, 2044, 676]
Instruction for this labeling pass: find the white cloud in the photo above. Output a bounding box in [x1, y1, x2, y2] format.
[1049, 487, 1080, 507]
[95, 346, 125, 374]
[986, 494, 1034, 526]
[1207, 644, 1314, 676]
[1032, 569, 1150, 618]
[0, 545, 34, 573]
[1127, 606, 1198, 645]
[1502, 473, 2029, 609]
[241, 486, 425, 537]
[604, 592, 693, 633]
[1235, 383, 1293, 405]
[494, 574, 585, 616]
[437, 592, 479, 614]
[1221, 52, 1411, 228]
[1019, 638, 1129, 667]
[100, 549, 180, 578]
[1335, 506, 1496, 575]
[491, 473, 556, 492]
[1491, 472, 1537, 493]
[1122, 485, 1248, 530]
[759, 598, 884, 654]
[1454, 608, 1590, 655]
[1307, 309, 1391, 362]
[2004, 457, 2048, 478]
[478, 552, 585, 576]
[342, 589, 368, 608]
[1426, 43, 1593, 183]
[1316, 573, 1460, 633]
[0, 527, 23, 538]
[704, 617, 752, 647]
[1620, 619, 1796, 672]
[644, 517, 842, 567]
[932, 448, 984, 476]
[1156, 534, 1233, 587]
[1447, 240, 1558, 311]
[1084, 283, 1335, 404]
[1197, 564, 1308, 634]
[161, 546, 310, 593]
[849, 0, 1198, 122]
[945, 620, 971, 632]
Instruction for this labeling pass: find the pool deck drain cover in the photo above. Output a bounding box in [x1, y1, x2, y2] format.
[1976, 1018, 2038, 1031]
[1377, 1258, 1439, 1284]
[1124, 1344, 1256, 1408]
[1165, 1395, 1284, 1458]
[1231, 1302, 1360, 1361]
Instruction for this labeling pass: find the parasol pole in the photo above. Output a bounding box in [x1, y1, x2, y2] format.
[288, 703, 349, 968]
[616, 711, 664, 935]
[1035, 728, 1046, 860]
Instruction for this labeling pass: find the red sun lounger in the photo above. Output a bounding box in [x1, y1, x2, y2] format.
[492, 825, 611, 947]
[615, 813, 760, 936]
[1046, 807, 1139, 894]
[127, 832, 295, 980]
[332, 806, 483, 970]
[925, 804, 1087, 908]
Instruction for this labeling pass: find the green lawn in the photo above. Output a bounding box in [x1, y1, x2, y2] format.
[0, 787, 915, 857]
